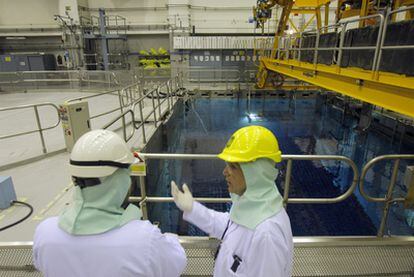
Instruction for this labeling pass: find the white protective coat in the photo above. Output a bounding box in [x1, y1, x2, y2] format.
[184, 202, 293, 277]
[33, 217, 187, 277]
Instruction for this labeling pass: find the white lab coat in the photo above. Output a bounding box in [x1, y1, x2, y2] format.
[184, 202, 293, 277]
[33, 217, 187, 277]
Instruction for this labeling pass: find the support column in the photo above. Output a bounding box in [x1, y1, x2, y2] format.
[324, 3, 330, 33]
[168, 0, 191, 79]
[58, 0, 83, 69]
[98, 8, 109, 71]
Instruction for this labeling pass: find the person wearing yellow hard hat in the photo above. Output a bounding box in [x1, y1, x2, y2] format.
[171, 125, 293, 276]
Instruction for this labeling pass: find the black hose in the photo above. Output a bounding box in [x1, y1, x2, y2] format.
[0, 200, 34, 232]
[143, 88, 187, 99]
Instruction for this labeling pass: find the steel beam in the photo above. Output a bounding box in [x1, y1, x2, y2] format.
[262, 58, 414, 117]
[359, 0, 370, 27]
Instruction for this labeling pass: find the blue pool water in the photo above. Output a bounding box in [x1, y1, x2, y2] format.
[144, 97, 414, 236]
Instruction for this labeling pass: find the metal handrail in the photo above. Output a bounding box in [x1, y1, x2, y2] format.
[100, 73, 181, 145]
[359, 154, 414, 237]
[66, 85, 138, 124]
[0, 73, 180, 169]
[130, 84, 168, 144]
[0, 70, 121, 91]
[183, 68, 241, 91]
[274, 13, 385, 73]
[0, 72, 21, 84]
[102, 109, 135, 142]
[130, 153, 359, 219]
[260, 8, 414, 80]
[375, 5, 414, 76]
[0, 102, 61, 154]
[183, 68, 241, 82]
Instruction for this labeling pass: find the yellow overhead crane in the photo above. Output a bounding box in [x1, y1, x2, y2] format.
[253, 0, 330, 90]
[254, 0, 414, 118]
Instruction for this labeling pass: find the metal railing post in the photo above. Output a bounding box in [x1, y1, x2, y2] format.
[139, 176, 148, 220]
[277, 37, 281, 60]
[117, 89, 127, 140]
[138, 100, 147, 144]
[33, 106, 47, 154]
[313, 31, 320, 68]
[166, 81, 172, 112]
[283, 159, 293, 208]
[226, 70, 229, 91]
[298, 33, 302, 62]
[156, 87, 162, 119]
[151, 90, 158, 127]
[337, 23, 347, 72]
[377, 159, 400, 237]
[372, 14, 385, 72]
[375, 9, 390, 79]
[198, 70, 201, 90]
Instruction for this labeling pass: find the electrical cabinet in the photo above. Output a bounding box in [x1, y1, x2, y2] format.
[0, 54, 56, 72]
[0, 176, 16, 209]
[60, 101, 91, 152]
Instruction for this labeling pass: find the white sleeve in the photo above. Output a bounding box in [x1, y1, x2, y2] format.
[247, 233, 290, 277]
[32, 224, 42, 271]
[150, 227, 187, 277]
[183, 201, 230, 239]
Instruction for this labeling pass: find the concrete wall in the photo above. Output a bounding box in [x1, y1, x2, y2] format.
[190, 0, 259, 34]
[87, 0, 168, 25]
[0, 0, 340, 58]
[0, 0, 59, 27]
[0, 0, 337, 33]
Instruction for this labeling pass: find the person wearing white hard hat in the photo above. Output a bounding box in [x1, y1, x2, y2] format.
[33, 129, 186, 277]
[171, 125, 293, 276]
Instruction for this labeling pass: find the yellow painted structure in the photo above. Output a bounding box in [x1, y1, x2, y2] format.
[294, 0, 330, 7]
[392, 0, 414, 20]
[260, 57, 414, 117]
[253, 0, 414, 118]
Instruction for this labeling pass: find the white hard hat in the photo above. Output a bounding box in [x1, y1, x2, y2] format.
[69, 129, 134, 178]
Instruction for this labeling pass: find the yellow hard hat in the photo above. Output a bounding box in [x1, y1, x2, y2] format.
[218, 125, 282, 163]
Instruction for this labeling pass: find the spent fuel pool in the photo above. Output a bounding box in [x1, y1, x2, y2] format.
[143, 96, 414, 236]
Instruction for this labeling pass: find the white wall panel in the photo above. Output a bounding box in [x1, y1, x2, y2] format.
[173, 36, 274, 49]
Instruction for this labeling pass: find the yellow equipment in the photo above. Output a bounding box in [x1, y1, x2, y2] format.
[254, 0, 331, 88]
[158, 47, 169, 55]
[149, 48, 158, 55]
[139, 50, 150, 56]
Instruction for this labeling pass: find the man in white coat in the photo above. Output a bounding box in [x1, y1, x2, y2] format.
[172, 125, 293, 276]
[33, 129, 186, 277]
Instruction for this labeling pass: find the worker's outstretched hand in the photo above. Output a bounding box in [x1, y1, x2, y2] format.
[171, 181, 193, 213]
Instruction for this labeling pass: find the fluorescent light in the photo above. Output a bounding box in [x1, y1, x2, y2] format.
[5, 36, 26, 40]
